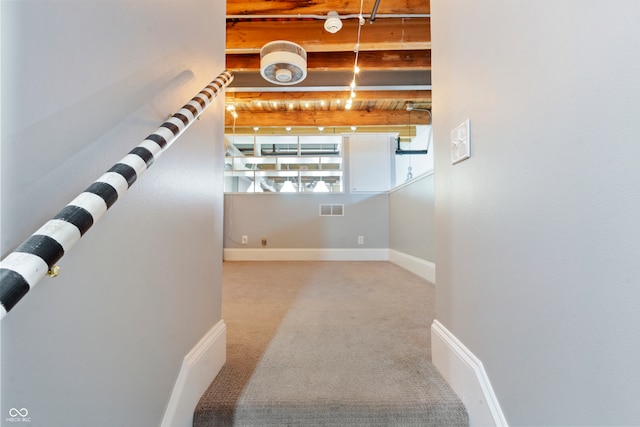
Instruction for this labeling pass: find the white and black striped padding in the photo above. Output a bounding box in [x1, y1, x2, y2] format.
[0, 70, 234, 320]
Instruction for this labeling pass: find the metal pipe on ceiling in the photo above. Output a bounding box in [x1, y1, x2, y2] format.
[370, 0, 382, 23]
[226, 13, 429, 20]
[227, 85, 432, 93]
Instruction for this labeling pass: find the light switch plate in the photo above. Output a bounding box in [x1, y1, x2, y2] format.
[451, 119, 470, 164]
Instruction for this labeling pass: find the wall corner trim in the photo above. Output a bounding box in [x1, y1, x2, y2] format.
[161, 319, 226, 427]
[388, 249, 435, 283]
[431, 320, 508, 427]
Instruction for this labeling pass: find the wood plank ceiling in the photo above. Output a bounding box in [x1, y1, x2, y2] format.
[225, 0, 431, 137]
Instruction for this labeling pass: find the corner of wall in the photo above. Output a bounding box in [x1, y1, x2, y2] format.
[388, 249, 435, 283]
[431, 320, 508, 427]
[161, 319, 226, 427]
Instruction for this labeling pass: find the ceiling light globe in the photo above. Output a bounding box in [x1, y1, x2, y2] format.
[275, 68, 293, 83]
[324, 11, 343, 33]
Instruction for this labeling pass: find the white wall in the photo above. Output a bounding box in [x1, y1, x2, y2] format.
[1, 1, 226, 426]
[389, 173, 435, 263]
[389, 126, 435, 268]
[224, 193, 389, 249]
[432, 1, 640, 425]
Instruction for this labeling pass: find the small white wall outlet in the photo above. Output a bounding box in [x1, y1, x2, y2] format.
[241, 235, 248, 244]
[451, 119, 471, 164]
[358, 235, 364, 245]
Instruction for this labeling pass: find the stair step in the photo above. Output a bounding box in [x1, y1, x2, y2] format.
[194, 261, 468, 426]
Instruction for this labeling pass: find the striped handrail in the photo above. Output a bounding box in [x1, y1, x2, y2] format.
[0, 70, 234, 321]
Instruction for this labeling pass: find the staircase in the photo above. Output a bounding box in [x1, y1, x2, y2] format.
[193, 261, 468, 426]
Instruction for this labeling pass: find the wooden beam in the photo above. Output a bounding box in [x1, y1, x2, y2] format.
[227, 50, 431, 72]
[226, 18, 430, 53]
[225, 109, 430, 127]
[226, 90, 431, 103]
[226, 0, 430, 16]
[225, 126, 419, 138]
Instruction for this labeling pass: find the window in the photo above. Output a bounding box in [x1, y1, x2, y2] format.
[224, 134, 343, 193]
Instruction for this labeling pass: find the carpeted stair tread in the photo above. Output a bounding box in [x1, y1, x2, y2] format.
[194, 261, 468, 426]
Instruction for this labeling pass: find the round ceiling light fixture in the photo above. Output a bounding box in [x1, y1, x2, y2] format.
[324, 11, 343, 33]
[260, 40, 307, 86]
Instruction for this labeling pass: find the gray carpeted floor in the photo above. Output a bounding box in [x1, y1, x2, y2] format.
[193, 261, 468, 426]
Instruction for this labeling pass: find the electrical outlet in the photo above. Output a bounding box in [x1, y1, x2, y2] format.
[242, 235, 248, 244]
[261, 238, 267, 247]
[358, 235, 364, 245]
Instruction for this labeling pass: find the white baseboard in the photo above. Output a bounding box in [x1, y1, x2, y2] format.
[223, 248, 389, 261]
[388, 249, 435, 283]
[431, 320, 508, 427]
[161, 319, 226, 427]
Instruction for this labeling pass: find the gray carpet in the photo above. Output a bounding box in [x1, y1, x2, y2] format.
[193, 261, 468, 426]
